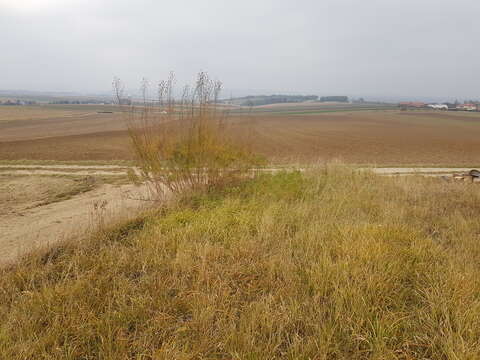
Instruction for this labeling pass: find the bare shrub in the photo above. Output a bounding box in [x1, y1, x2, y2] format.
[127, 72, 263, 198]
[112, 76, 125, 106]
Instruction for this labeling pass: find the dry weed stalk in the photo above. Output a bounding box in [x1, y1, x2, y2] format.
[126, 72, 261, 198]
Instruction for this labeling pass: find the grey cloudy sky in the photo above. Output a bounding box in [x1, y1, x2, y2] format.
[1, 0, 479, 99]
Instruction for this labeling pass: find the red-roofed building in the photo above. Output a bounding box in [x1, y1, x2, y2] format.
[456, 104, 477, 111]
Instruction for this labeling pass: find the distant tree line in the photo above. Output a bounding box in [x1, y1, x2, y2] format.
[319, 96, 349, 103]
[237, 95, 318, 107]
[49, 99, 113, 105]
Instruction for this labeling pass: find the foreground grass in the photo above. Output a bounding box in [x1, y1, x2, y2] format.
[1, 168, 480, 359]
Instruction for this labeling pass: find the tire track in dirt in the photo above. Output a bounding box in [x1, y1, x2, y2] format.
[0, 182, 151, 266]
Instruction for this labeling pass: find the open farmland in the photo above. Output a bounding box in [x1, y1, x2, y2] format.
[2, 105, 480, 165]
[241, 110, 480, 165]
[2, 105, 480, 359]
[230, 101, 396, 115]
[0, 105, 122, 141]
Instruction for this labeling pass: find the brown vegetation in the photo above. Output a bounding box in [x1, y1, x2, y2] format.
[128, 72, 262, 196]
[1, 168, 480, 358]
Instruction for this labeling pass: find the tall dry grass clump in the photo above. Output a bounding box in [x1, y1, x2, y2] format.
[127, 72, 262, 197]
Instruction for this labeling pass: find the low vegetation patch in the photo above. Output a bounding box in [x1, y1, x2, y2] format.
[127, 72, 263, 197]
[1, 167, 480, 359]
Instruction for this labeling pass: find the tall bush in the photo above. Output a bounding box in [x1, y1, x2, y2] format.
[126, 72, 262, 197]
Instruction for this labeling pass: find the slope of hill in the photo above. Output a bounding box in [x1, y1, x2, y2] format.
[1, 167, 479, 359]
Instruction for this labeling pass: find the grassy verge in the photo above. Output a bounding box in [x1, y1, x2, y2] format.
[1, 167, 480, 359]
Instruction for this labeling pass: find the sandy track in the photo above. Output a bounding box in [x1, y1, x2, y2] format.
[0, 165, 477, 177]
[369, 167, 476, 174]
[0, 182, 151, 266]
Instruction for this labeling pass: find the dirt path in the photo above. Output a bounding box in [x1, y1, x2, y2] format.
[368, 167, 475, 174]
[0, 164, 478, 176]
[1, 166, 478, 179]
[0, 182, 151, 266]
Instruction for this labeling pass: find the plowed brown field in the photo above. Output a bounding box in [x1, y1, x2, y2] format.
[1, 106, 480, 165]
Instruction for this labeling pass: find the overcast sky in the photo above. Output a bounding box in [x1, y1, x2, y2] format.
[1, 0, 479, 100]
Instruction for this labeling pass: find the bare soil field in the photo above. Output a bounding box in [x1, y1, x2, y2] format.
[0, 105, 95, 122]
[0, 130, 133, 160]
[0, 106, 124, 141]
[247, 101, 387, 110]
[1, 106, 480, 165]
[241, 110, 480, 165]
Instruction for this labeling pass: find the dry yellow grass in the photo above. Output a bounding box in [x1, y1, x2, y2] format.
[1, 167, 480, 359]
[129, 72, 263, 196]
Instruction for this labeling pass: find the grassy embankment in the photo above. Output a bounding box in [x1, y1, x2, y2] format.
[1, 166, 480, 359]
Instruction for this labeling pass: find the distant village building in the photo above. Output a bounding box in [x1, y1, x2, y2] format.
[456, 103, 477, 111]
[398, 102, 480, 112]
[0, 99, 27, 106]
